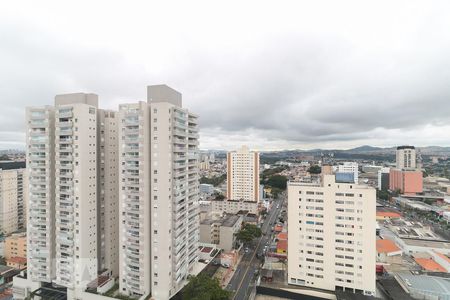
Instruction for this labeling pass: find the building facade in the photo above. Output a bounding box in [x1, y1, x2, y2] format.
[226, 146, 259, 201]
[396, 146, 416, 170]
[25, 93, 119, 297]
[0, 165, 26, 234]
[199, 214, 242, 252]
[211, 199, 258, 215]
[377, 167, 390, 190]
[4, 232, 27, 260]
[337, 162, 359, 184]
[287, 175, 376, 296]
[389, 169, 423, 194]
[118, 85, 200, 299]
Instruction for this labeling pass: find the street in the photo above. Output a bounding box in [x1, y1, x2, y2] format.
[227, 194, 286, 300]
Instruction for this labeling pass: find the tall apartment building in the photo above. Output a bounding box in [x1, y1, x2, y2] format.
[337, 162, 359, 184]
[25, 93, 119, 296]
[396, 146, 416, 170]
[226, 146, 259, 201]
[118, 85, 200, 299]
[0, 162, 26, 234]
[287, 174, 376, 296]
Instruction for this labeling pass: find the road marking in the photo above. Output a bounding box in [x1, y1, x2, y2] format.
[233, 235, 262, 300]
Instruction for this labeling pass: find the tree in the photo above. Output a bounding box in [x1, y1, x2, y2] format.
[200, 174, 226, 186]
[377, 189, 389, 201]
[182, 274, 231, 300]
[307, 165, 321, 174]
[266, 175, 288, 190]
[214, 193, 225, 201]
[236, 223, 262, 244]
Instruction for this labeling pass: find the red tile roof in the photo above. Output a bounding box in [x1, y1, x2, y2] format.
[277, 240, 287, 251]
[376, 211, 401, 218]
[277, 232, 287, 241]
[7, 257, 26, 264]
[414, 258, 446, 272]
[376, 239, 401, 254]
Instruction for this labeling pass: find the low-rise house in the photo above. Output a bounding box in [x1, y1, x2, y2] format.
[6, 257, 26, 270]
[376, 239, 402, 263]
[199, 214, 243, 251]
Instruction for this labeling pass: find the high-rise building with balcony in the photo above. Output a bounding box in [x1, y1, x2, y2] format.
[26, 105, 56, 283]
[396, 145, 416, 170]
[226, 146, 259, 201]
[0, 162, 26, 234]
[25, 93, 119, 297]
[118, 85, 200, 299]
[287, 174, 376, 296]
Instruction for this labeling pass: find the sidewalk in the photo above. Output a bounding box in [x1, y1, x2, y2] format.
[221, 251, 244, 288]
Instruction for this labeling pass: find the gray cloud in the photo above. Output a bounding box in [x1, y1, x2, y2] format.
[1, 1, 450, 150]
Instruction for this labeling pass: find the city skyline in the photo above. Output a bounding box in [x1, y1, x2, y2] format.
[2, 1, 450, 150]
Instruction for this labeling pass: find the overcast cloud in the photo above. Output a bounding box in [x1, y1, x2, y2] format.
[1, 0, 450, 150]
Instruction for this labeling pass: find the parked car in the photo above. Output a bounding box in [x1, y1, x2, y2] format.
[222, 263, 230, 268]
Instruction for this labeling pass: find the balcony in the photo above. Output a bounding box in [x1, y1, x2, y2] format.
[188, 139, 199, 146]
[173, 154, 186, 161]
[58, 163, 73, 170]
[29, 145, 46, 152]
[58, 110, 73, 118]
[59, 145, 73, 152]
[59, 137, 73, 144]
[59, 172, 73, 179]
[173, 146, 187, 152]
[173, 128, 186, 136]
[188, 132, 199, 139]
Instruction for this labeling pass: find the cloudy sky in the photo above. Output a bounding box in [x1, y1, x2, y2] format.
[1, 0, 450, 150]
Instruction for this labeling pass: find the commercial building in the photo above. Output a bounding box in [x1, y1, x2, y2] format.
[396, 145, 416, 170]
[4, 232, 27, 260]
[25, 93, 119, 297]
[287, 174, 376, 296]
[0, 162, 26, 234]
[118, 85, 200, 299]
[377, 167, 390, 190]
[226, 146, 259, 201]
[389, 169, 423, 194]
[337, 162, 359, 184]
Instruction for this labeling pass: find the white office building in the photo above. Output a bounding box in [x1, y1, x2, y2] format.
[118, 85, 200, 299]
[226, 146, 259, 201]
[287, 175, 376, 296]
[337, 162, 359, 184]
[396, 146, 416, 170]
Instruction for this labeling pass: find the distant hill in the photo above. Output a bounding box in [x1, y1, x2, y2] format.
[346, 145, 387, 152]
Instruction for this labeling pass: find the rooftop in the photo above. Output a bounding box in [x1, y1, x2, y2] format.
[397, 145, 415, 150]
[414, 257, 446, 272]
[221, 214, 241, 227]
[277, 240, 287, 251]
[7, 257, 27, 264]
[377, 211, 401, 218]
[277, 232, 287, 241]
[396, 272, 450, 298]
[377, 239, 401, 254]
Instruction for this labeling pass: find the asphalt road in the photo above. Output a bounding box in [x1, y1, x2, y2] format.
[227, 194, 286, 300]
